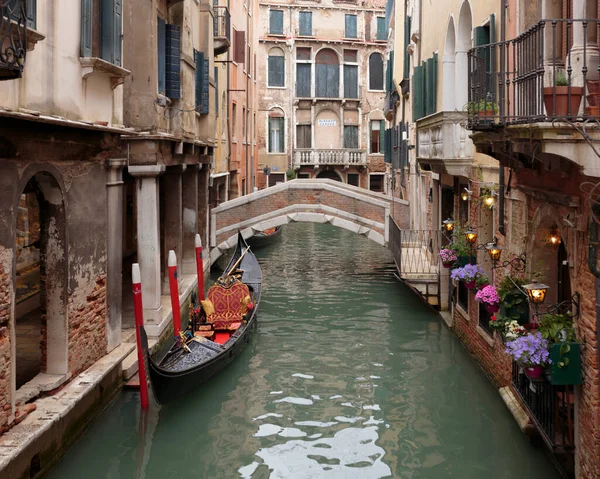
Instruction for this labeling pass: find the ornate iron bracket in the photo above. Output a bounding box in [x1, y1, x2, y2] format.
[0, 0, 27, 79]
[491, 253, 527, 273]
[539, 292, 581, 320]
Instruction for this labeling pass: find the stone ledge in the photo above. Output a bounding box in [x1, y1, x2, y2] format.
[15, 373, 70, 406]
[80, 57, 131, 89]
[499, 386, 535, 436]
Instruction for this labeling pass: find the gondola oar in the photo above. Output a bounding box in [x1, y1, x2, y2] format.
[225, 246, 251, 276]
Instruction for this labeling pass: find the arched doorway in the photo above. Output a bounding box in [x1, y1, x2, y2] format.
[315, 49, 339, 98]
[316, 170, 342, 181]
[14, 171, 68, 390]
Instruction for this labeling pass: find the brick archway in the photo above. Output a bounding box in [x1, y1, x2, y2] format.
[210, 179, 409, 263]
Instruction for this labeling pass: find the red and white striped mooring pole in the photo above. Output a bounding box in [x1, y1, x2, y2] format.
[168, 250, 182, 336]
[195, 234, 205, 300]
[132, 263, 149, 410]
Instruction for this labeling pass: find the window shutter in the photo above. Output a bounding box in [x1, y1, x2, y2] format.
[101, 0, 113, 62]
[326, 64, 339, 98]
[279, 117, 285, 152]
[299, 12, 312, 36]
[369, 54, 383, 90]
[165, 24, 181, 99]
[369, 121, 373, 153]
[345, 15, 356, 38]
[377, 17, 386, 41]
[413, 64, 423, 120]
[268, 118, 272, 152]
[158, 18, 166, 95]
[201, 57, 209, 114]
[403, 16, 411, 79]
[113, 0, 122, 66]
[432, 53, 438, 113]
[234, 30, 245, 63]
[81, 0, 92, 57]
[344, 65, 358, 98]
[214, 66, 218, 115]
[384, 128, 391, 163]
[380, 121, 385, 154]
[296, 63, 311, 97]
[268, 56, 284, 87]
[270, 10, 283, 34]
[426, 57, 434, 115]
[26, 0, 36, 29]
[195, 50, 204, 109]
[316, 64, 327, 97]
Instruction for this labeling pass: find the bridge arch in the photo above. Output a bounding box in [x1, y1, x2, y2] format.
[210, 179, 409, 263]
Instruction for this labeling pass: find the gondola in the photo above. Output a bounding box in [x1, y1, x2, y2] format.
[139, 232, 262, 404]
[246, 225, 283, 249]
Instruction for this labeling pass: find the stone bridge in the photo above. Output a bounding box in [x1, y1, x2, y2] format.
[210, 179, 410, 262]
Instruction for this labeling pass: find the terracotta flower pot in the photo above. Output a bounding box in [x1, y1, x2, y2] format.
[525, 365, 544, 378]
[543, 86, 584, 117]
[486, 303, 500, 314]
[442, 261, 454, 269]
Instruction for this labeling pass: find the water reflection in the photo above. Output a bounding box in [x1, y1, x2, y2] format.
[47, 223, 560, 479]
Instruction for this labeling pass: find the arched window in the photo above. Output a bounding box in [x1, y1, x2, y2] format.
[315, 49, 339, 98]
[369, 53, 384, 91]
[268, 109, 285, 153]
[268, 48, 285, 87]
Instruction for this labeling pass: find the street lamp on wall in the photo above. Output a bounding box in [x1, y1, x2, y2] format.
[546, 225, 561, 247]
[442, 218, 455, 233]
[464, 228, 478, 245]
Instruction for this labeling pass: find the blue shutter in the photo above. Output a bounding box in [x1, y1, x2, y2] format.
[113, 0, 122, 66]
[299, 12, 312, 36]
[377, 17, 386, 41]
[201, 57, 209, 114]
[214, 66, 219, 115]
[81, 0, 92, 57]
[296, 63, 311, 97]
[270, 10, 283, 34]
[326, 64, 339, 98]
[403, 16, 411, 79]
[268, 56, 284, 87]
[158, 18, 166, 95]
[344, 65, 358, 98]
[165, 24, 181, 99]
[345, 15, 357, 38]
[195, 50, 203, 109]
[26, 0, 36, 29]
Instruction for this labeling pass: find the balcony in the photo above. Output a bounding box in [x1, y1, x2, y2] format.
[293, 149, 367, 168]
[511, 362, 575, 454]
[467, 18, 600, 130]
[0, 0, 27, 80]
[213, 6, 230, 56]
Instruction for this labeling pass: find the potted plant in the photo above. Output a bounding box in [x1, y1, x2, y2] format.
[537, 313, 582, 385]
[497, 275, 529, 325]
[489, 314, 511, 334]
[475, 285, 500, 314]
[466, 98, 499, 118]
[449, 224, 475, 267]
[504, 320, 527, 341]
[543, 71, 584, 117]
[451, 264, 486, 289]
[438, 248, 457, 268]
[505, 331, 552, 380]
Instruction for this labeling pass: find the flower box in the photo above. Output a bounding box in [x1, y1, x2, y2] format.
[548, 342, 582, 385]
[456, 255, 476, 268]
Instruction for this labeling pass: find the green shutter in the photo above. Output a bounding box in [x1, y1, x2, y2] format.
[195, 50, 204, 109]
[413, 64, 423, 121]
[297, 63, 311, 97]
[380, 120, 385, 154]
[26, 0, 36, 29]
[270, 10, 283, 34]
[426, 57, 434, 115]
[433, 53, 438, 113]
[165, 24, 181, 99]
[345, 15, 357, 38]
[377, 17, 386, 41]
[113, 0, 122, 66]
[81, 0, 92, 57]
[299, 12, 312, 36]
[403, 16, 411, 79]
[214, 66, 218, 115]
[344, 65, 358, 98]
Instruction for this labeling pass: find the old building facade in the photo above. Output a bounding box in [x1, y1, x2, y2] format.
[389, 0, 600, 477]
[257, 0, 389, 192]
[0, 0, 230, 453]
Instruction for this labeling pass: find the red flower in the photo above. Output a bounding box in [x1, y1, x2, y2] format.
[491, 315, 497, 322]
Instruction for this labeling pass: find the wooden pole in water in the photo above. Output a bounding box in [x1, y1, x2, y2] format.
[195, 234, 205, 300]
[132, 263, 149, 410]
[168, 250, 181, 335]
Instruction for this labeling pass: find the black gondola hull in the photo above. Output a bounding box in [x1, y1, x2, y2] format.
[246, 226, 283, 248]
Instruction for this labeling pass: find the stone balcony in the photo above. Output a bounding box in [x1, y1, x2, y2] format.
[293, 149, 367, 169]
[416, 111, 474, 177]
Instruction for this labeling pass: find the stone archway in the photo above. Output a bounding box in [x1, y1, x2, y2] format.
[456, 1, 473, 110]
[13, 170, 68, 392]
[316, 170, 342, 181]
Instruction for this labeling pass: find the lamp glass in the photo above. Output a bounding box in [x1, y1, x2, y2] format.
[547, 228, 561, 246]
[523, 280, 549, 305]
[484, 196, 495, 208]
[487, 245, 502, 262]
[461, 191, 469, 201]
[443, 219, 455, 232]
[465, 229, 477, 244]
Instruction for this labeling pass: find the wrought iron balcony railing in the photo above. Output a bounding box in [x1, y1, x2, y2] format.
[512, 361, 575, 451]
[293, 149, 367, 168]
[213, 6, 230, 56]
[0, 0, 27, 79]
[468, 18, 600, 130]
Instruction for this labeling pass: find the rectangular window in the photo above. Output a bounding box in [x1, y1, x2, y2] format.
[296, 63, 311, 97]
[370, 120, 384, 153]
[268, 55, 285, 87]
[242, 107, 246, 138]
[234, 29, 246, 63]
[232, 103, 237, 140]
[347, 173, 359, 187]
[270, 10, 284, 35]
[369, 174, 384, 193]
[165, 24, 181, 99]
[343, 49, 357, 62]
[458, 282, 469, 311]
[345, 14, 357, 38]
[81, 0, 121, 66]
[269, 173, 286, 187]
[376, 17, 386, 41]
[343, 126, 358, 149]
[297, 47, 311, 61]
[297, 173, 310, 179]
[296, 125, 311, 148]
[478, 297, 494, 335]
[194, 50, 209, 112]
[299, 11, 312, 36]
[268, 117, 285, 153]
[316, 63, 339, 98]
[344, 65, 358, 98]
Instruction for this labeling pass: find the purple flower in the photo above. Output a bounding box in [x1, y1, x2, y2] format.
[505, 332, 552, 367]
[450, 264, 485, 282]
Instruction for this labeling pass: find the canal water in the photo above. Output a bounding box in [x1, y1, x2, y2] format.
[47, 223, 559, 479]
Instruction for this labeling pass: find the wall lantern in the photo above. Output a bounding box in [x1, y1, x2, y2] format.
[483, 194, 495, 208]
[461, 190, 470, 201]
[464, 228, 478, 244]
[547, 225, 561, 247]
[523, 279, 549, 305]
[486, 242, 503, 262]
[442, 218, 455, 233]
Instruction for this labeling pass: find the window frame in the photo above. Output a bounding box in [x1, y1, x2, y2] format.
[268, 115, 285, 154]
[368, 52, 385, 92]
[269, 9, 284, 35]
[376, 16, 386, 41]
[370, 119, 384, 154]
[368, 173, 385, 193]
[267, 48, 286, 88]
[344, 14, 357, 39]
[298, 11, 312, 37]
[347, 173, 360, 187]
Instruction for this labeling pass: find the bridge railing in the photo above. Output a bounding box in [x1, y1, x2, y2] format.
[293, 149, 367, 168]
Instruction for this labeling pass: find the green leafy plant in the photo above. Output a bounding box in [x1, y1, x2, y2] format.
[537, 313, 577, 369]
[497, 275, 529, 322]
[448, 223, 472, 257]
[466, 99, 499, 114]
[286, 168, 296, 180]
[554, 71, 569, 87]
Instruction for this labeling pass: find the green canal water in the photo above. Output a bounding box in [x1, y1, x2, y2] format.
[47, 223, 560, 478]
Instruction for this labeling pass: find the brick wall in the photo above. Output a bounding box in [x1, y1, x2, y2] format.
[0, 247, 13, 430]
[67, 274, 108, 376]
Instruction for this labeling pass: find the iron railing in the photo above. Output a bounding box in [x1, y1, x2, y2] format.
[213, 6, 230, 55]
[391, 228, 441, 278]
[512, 362, 575, 451]
[468, 18, 600, 129]
[293, 149, 367, 167]
[0, 0, 27, 79]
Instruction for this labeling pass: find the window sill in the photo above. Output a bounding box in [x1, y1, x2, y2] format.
[80, 57, 131, 89]
[27, 26, 45, 52]
[297, 34, 314, 38]
[268, 85, 287, 89]
[476, 326, 495, 346]
[456, 304, 469, 322]
[267, 152, 286, 155]
[268, 33, 286, 37]
[368, 89, 386, 93]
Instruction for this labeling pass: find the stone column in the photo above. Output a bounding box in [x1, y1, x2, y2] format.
[571, 0, 599, 83]
[106, 159, 126, 352]
[129, 165, 164, 324]
[542, 0, 564, 69]
[182, 165, 199, 275]
[162, 165, 184, 294]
